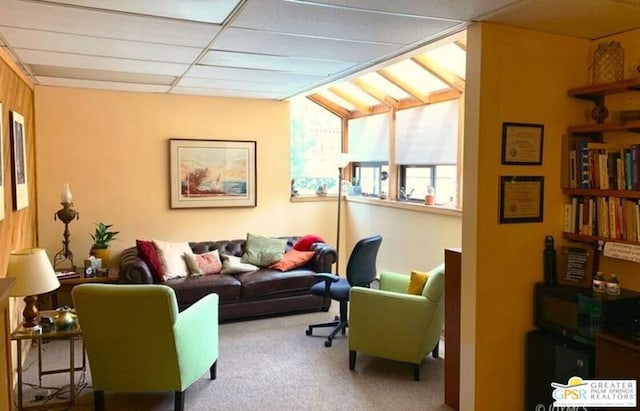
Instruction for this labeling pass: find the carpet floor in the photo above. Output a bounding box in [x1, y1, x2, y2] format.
[18, 306, 450, 411]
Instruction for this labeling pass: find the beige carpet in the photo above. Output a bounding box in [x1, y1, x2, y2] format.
[18, 306, 450, 411]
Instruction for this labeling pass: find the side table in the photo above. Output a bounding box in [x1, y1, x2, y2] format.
[51, 273, 119, 308]
[11, 311, 84, 410]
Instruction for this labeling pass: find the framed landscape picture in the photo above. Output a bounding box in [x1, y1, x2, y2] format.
[10, 110, 28, 210]
[169, 139, 257, 208]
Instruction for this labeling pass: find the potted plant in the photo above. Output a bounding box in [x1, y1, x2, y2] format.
[90, 222, 119, 268]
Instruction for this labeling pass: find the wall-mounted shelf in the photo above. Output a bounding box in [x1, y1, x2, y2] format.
[568, 78, 640, 101]
[563, 188, 640, 199]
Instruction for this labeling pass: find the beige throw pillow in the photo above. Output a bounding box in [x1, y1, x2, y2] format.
[221, 254, 259, 275]
[152, 239, 192, 279]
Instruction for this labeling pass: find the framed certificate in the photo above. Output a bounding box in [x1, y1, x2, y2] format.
[501, 122, 544, 165]
[499, 176, 544, 224]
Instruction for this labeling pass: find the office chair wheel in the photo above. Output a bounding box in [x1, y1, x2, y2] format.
[325, 340, 332, 347]
[305, 328, 312, 336]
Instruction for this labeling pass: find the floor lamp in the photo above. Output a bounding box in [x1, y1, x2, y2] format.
[335, 153, 350, 274]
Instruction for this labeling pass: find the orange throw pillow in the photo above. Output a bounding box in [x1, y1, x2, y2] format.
[269, 249, 315, 272]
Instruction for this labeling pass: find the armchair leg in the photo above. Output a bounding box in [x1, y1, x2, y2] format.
[175, 390, 185, 411]
[432, 341, 440, 358]
[94, 390, 105, 411]
[412, 364, 420, 381]
[349, 350, 356, 371]
[210, 360, 217, 380]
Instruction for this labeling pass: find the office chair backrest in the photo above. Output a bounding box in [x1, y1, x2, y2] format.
[346, 235, 382, 287]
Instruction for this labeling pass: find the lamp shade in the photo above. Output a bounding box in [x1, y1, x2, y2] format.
[7, 248, 60, 297]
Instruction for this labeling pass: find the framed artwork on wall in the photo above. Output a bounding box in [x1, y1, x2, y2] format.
[169, 138, 257, 209]
[498, 175, 544, 224]
[0, 102, 4, 221]
[10, 110, 28, 210]
[501, 122, 544, 165]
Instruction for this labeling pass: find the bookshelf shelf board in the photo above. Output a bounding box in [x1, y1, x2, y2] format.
[563, 188, 640, 199]
[568, 120, 640, 135]
[563, 232, 640, 246]
[568, 78, 640, 101]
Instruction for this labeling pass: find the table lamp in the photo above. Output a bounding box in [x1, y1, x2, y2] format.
[7, 248, 60, 333]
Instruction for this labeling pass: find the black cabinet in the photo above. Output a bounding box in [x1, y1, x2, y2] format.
[525, 329, 594, 411]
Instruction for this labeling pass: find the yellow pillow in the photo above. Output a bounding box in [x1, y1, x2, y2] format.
[406, 270, 429, 295]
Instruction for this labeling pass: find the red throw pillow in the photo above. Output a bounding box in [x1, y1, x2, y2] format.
[136, 240, 166, 282]
[293, 234, 326, 251]
[269, 249, 315, 272]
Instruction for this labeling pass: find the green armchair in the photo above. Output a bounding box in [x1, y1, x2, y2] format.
[72, 284, 219, 411]
[348, 264, 444, 381]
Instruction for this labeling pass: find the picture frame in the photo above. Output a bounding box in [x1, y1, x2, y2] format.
[501, 122, 544, 165]
[0, 102, 4, 221]
[10, 110, 28, 210]
[556, 244, 595, 288]
[169, 139, 257, 209]
[498, 175, 544, 224]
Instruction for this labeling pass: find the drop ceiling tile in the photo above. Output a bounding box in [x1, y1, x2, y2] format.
[170, 86, 283, 99]
[31, 64, 176, 85]
[213, 28, 399, 62]
[295, 0, 520, 20]
[0, 0, 220, 47]
[1, 27, 203, 64]
[36, 76, 171, 93]
[30, 0, 241, 24]
[198, 50, 352, 75]
[482, 0, 640, 39]
[15, 49, 189, 76]
[178, 76, 303, 93]
[231, 0, 463, 45]
[187, 65, 327, 84]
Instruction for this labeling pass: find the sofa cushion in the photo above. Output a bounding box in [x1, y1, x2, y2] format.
[221, 254, 259, 275]
[184, 250, 222, 276]
[153, 240, 192, 279]
[269, 249, 315, 272]
[136, 240, 165, 282]
[293, 234, 326, 251]
[236, 268, 319, 299]
[406, 270, 429, 295]
[166, 273, 241, 305]
[241, 233, 287, 267]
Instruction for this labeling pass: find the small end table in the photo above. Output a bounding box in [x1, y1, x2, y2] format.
[51, 272, 119, 308]
[11, 311, 85, 410]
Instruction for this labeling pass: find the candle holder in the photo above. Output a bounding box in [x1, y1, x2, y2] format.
[53, 183, 79, 271]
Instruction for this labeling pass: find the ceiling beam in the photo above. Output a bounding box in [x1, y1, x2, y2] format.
[307, 94, 350, 119]
[349, 104, 391, 119]
[328, 86, 374, 113]
[411, 54, 465, 93]
[377, 68, 430, 103]
[351, 78, 398, 109]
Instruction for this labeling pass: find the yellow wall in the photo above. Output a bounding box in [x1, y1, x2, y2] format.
[34, 86, 337, 265]
[462, 23, 590, 410]
[346, 202, 461, 273]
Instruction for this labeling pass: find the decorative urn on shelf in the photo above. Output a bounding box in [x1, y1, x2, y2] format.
[89, 222, 119, 268]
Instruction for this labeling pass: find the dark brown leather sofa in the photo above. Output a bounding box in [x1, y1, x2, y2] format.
[118, 236, 336, 321]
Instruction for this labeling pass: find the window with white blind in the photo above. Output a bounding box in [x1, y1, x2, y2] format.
[396, 100, 459, 205]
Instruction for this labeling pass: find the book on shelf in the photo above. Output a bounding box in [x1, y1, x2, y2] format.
[568, 141, 640, 191]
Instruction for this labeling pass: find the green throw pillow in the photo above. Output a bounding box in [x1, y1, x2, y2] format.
[241, 233, 287, 267]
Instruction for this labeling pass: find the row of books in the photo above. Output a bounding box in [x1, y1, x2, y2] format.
[563, 196, 640, 241]
[568, 141, 640, 190]
[55, 270, 80, 280]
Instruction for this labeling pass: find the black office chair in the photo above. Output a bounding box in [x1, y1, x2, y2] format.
[305, 235, 382, 347]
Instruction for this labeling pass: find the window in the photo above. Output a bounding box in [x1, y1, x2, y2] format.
[396, 100, 459, 206]
[400, 165, 457, 205]
[290, 96, 342, 196]
[352, 162, 389, 197]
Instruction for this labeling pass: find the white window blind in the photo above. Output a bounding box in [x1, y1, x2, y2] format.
[395, 100, 458, 165]
[348, 113, 389, 162]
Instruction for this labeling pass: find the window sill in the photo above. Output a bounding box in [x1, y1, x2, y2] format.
[290, 194, 463, 217]
[346, 196, 462, 217]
